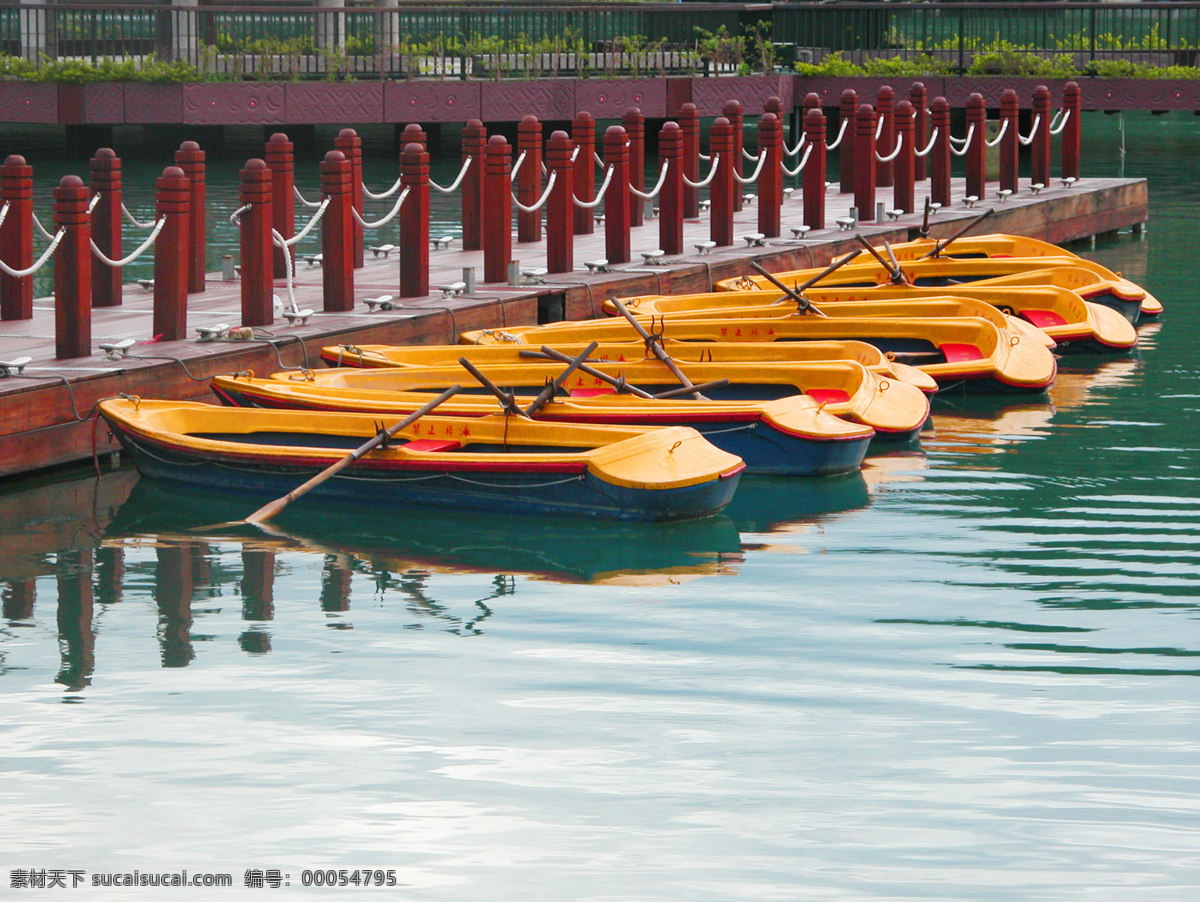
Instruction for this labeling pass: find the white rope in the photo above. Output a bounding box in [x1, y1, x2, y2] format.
[914, 127, 939, 158]
[362, 174, 403, 201]
[511, 150, 528, 180]
[876, 132, 904, 163]
[826, 119, 848, 151]
[1049, 109, 1070, 136]
[351, 189, 407, 230]
[228, 204, 252, 225]
[948, 128, 970, 148]
[742, 147, 758, 163]
[279, 197, 328, 244]
[121, 202, 155, 229]
[781, 143, 813, 178]
[682, 153, 720, 189]
[573, 164, 615, 209]
[271, 228, 302, 315]
[90, 216, 165, 268]
[430, 157, 472, 194]
[570, 146, 581, 164]
[698, 152, 711, 162]
[630, 161, 669, 200]
[594, 151, 605, 171]
[949, 124, 975, 158]
[733, 151, 767, 185]
[784, 134, 806, 158]
[87, 193, 101, 214]
[513, 170, 557, 213]
[875, 116, 885, 140]
[0, 227, 63, 277]
[31, 211, 53, 241]
[984, 118, 1009, 148]
[1018, 115, 1041, 147]
[294, 185, 322, 209]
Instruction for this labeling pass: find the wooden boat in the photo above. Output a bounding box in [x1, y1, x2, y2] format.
[212, 372, 877, 476]
[318, 339, 940, 394]
[716, 257, 1155, 323]
[97, 398, 744, 522]
[461, 316, 1057, 393]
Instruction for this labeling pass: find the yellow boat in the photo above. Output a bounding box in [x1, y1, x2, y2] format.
[460, 315, 1057, 393]
[319, 339, 940, 394]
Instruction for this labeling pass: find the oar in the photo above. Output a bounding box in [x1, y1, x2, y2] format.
[459, 357, 521, 415]
[531, 346, 657, 399]
[854, 234, 906, 284]
[243, 384, 461, 528]
[919, 206, 997, 259]
[748, 250, 863, 317]
[653, 378, 730, 399]
[609, 296, 707, 399]
[524, 341, 599, 416]
[881, 239, 908, 284]
[919, 196, 933, 237]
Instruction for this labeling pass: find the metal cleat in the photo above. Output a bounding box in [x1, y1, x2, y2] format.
[364, 294, 395, 312]
[369, 243, 396, 258]
[741, 193, 756, 206]
[742, 233, 767, 247]
[99, 338, 137, 361]
[431, 235, 455, 250]
[436, 282, 466, 299]
[694, 241, 717, 255]
[641, 249, 666, 265]
[699, 199, 711, 212]
[783, 187, 795, 200]
[583, 259, 611, 274]
[0, 356, 31, 376]
[196, 323, 230, 342]
[963, 195, 979, 208]
[1030, 183, 1045, 195]
[997, 189, 1013, 202]
[593, 213, 605, 225]
[835, 216, 856, 232]
[135, 278, 154, 291]
[885, 209, 904, 221]
[521, 268, 548, 285]
[1061, 177, 1077, 188]
[929, 202, 942, 214]
[302, 253, 323, 267]
[791, 225, 812, 239]
[282, 308, 314, 325]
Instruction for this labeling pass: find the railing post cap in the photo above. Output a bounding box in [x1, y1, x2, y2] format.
[162, 165, 186, 180]
[242, 158, 268, 172]
[338, 127, 358, 138]
[896, 99, 913, 115]
[324, 150, 346, 164]
[93, 147, 117, 161]
[520, 114, 539, 126]
[878, 85, 894, 99]
[179, 140, 201, 152]
[268, 132, 290, 144]
[805, 107, 824, 124]
[403, 142, 425, 156]
[488, 134, 509, 147]
[605, 124, 626, 139]
[4, 154, 27, 167]
[623, 106, 643, 119]
[575, 110, 593, 121]
[58, 174, 84, 189]
[549, 129, 570, 143]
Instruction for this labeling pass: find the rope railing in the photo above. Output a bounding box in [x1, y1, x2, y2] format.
[228, 203, 252, 225]
[594, 151, 606, 170]
[293, 185, 322, 209]
[630, 161, 669, 200]
[0, 227, 63, 278]
[121, 202, 155, 229]
[512, 170, 557, 213]
[351, 190, 406, 230]
[362, 174, 403, 201]
[984, 118, 1009, 148]
[876, 132, 904, 163]
[742, 147, 759, 163]
[826, 119, 849, 151]
[31, 211, 53, 241]
[87, 193, 101, 214]
[511, 150, 528, 180]
[570, 145, 581, 164]
[781, 143, 813, 178]
[1017, 115, 1041, 147]
[784, 134, 806, 158]
[914, 128, 939, 158]
[682, 153, 720, 189]
[875, 116, 885, 140]
[949, 124, 976, 157]
[271, 197, 334, 313]
[91, 216, 166, 268]
[430, 157, 471, 194]
[733, 151, 767, 185]
[1049, 109, 1071, 136]
[573, 164, 615, 209]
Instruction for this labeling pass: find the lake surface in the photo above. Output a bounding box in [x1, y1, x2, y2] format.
[2, 112, 1198, 899]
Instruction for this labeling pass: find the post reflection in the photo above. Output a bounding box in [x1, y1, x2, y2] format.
[55, 549, 94, 690]
[239, 549, 275, 654]
[153, 541, 199, 668]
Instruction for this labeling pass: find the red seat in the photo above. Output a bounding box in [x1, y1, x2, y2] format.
[1020, 309, 1068, 329]
[569, 387, 615, 398]
[806, 388, 851, 404]
[939, 343, 985, 362]
[403, 439, 462, 452]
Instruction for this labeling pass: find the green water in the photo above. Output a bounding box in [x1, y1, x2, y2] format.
[1, 112, 1198, 899]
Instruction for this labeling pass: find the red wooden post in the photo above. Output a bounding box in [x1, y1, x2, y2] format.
[0, 155, 33, 321]
[659, 121, 684, 256]
[931, 96, 952, 207]
[723, 100, 745, 211]
[1031, 85, 1052, 189]
[838, 89, 858, 194]
[603, 125, 631, 265]
[239, 158, 273, 327]
[516, 114, 543, 243]
[545, 130, 575, 274]
[483, 134, 512, 284]
[89, 148, 122, 308]
[265, 133, 294, 279]
[999, 88, 1019, 195]
[400, 123, 427, 151]
[965, 92, 987, 200]
[893, 99, 915, 214]
[461, 119, 486, 251]
[175, 141, 206, 293]
[803, 92, 821, 115]
[572, 111, 595, 235]
[757, 112, 783, 238]
[319, 150, 354, 312]
[709, 116, 734, 248]
[679, 102, 700, 219]
[623, 107, 645, 227]
[854, 104, 877, 222]
[399, 141, 430, 298]
[334, 128, 364, 268]
[909, 82, 929, 182]
[152, 165, 190, 341]
[803, 107, 826, 231]
[876, 85, 895, 189]
[1062, 81, 1081, 181]
[53, 175, 91, 359]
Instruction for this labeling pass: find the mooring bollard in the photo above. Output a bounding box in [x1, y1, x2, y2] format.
[894, 99, 916, 215]
[965, 93, 987, 201]
[461, 119, 486, 251]
[931, 96, 952, 208]
[659, 121, 684, 256]
[265, 133, 294, 279]
[89, 148, 122, 308]
[910, 83, 929, 182]
[708, 117, 734, 248]
[623, 108, 646, 227]
[545, 130, 575, 274]
[757, 112, 782, 238]
[839, 90, 858, 194]
[0, 154, 33, 321]
[319, 150, 354, 312]
[1062, 81, 1081, 181]
[854, 104, 878, 222]
[483, 134, 512, 284]
[876, 85, 896, 189]
[999, 89, 1020, 196]
[399, 141, 430, 298]
[803, 108, 827, 232]
[1032, 85, 1052, 190]
[239, 158, 273, 327]
[175, 141, 206, 294]
[517, 115, 543, 244]
[334, 128, 364, 269]
[153, 165, 190, 341]
[723, 100, 745, 212]
[603, 126, 631, 265]
[54, 175, 91, 359]
[572, 111, 595, 235]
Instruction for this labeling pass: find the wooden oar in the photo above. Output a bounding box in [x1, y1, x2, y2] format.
[919, 196, 933, 237]
[530, 346, 657, 399]
[748, 251, 864, 317]
[459, 357, 521, 415]
[854, 234, 906, 284]
[524, 341, 599, 416]
[919, 207, 997, 259]
[653, 378, 730, 399]
[243, 385, 461, 528]
[609, 296, 707, 399]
